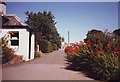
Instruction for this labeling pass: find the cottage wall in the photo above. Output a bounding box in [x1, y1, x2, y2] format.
[1, 29, 31, 61]
[30, 34, 35, 60]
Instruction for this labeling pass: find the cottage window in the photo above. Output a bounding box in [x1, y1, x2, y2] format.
[10, 31, 19, 46]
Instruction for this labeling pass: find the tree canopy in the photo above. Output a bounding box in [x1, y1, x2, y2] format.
[25, 11, 61, 48]
[113, 28, 120, 36]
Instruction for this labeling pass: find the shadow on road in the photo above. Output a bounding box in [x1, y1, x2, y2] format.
[64, 59, 101, 81]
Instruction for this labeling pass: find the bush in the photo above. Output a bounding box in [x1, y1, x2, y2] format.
[47, 41, 53, 52]
[65, 29, 120, 80]
[2, 47, 15, 64]
[37, 39, 57, 53]
[1, 32, 23, 64]
[113, 28, 120, 36]
[34, 50, 42, 58]
[9, 55, 23, 64]
[53, 43, 58, 50]
[2, 47, 23, 64]
[88, 53, 120, 80]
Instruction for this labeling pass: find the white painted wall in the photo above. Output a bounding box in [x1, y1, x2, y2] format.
[30, 34, 35, 60]
[18, 29, 29, 61]
[61, 42, 65, 49]
[1, 29, 35, 61]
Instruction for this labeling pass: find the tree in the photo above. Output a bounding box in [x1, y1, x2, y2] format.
[84, 29, 103, 43]
[25, 11, 61, 49]
[113, 28, 120, 36]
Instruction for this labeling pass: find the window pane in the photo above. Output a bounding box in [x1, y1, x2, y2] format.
[11, 40, 19, 46]
[10, 32, 19, 39]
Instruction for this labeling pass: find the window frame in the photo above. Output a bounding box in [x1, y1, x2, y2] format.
[10, 31, 19, 46]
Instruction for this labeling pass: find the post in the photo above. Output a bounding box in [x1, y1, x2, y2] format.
[36, 45, 39, 52]
[68, 31, 70, 46]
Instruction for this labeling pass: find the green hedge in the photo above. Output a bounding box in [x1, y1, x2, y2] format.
[37, 39, 58, 53]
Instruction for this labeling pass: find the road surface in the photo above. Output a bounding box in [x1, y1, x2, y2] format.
[2, 50, 93, 80]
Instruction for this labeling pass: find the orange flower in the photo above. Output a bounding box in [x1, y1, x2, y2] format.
[74, 46, 80, 53]
[65, 46, 76, 56]
[97, 50, 104, 54]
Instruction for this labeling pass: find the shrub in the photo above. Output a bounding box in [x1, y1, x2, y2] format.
[2, 46, 15, 64]
[65, 29, 120, 80]
[53, 43, 58, 50]
[34, 50, 42, 58]
[89, 53, 120, 80]
[113, 28, 120, 36]
[37, 39, 57, 53]
[47, 41, 53, 52]
[2, 46, 23, 64]
[1, 33, 23, 64]
[9, 55, 23, 64]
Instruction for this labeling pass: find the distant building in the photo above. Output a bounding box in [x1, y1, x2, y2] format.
[61, 37, 65, 49]
[61, 37, 68, 49]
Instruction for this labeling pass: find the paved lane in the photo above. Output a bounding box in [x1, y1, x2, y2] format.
[2, 50, 93, 80]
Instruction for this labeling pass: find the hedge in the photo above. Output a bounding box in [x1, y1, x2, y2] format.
[36, 39, 58, 53]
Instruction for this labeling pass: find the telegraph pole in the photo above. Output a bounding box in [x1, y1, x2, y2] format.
[68, 31, 70, 46]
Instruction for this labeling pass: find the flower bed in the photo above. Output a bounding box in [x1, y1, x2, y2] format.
[65, 29, 120, 80]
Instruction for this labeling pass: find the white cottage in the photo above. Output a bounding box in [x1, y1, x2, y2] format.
[1, 1, 35, 61]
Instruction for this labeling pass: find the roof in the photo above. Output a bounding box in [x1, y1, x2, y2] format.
[0, 2, 6, 5]
[2, 14, 31, 29]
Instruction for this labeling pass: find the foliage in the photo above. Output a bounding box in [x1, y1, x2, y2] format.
[8, 55, 23, 64]
[65, 29, 120, 80]
[34, 50, 42, 58]
[25, 11, 61, 49]
[36, 39, 57, 53]
[1, 32, 23, 64]
[53, 43, 58, 50]
[113, 28, 120, 36]
[2, 46, 14, 64]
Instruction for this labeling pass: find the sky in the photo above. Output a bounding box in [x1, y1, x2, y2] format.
[6, 2, 118, 43]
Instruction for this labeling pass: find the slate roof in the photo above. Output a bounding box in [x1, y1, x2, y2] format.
[2, 14, 31, 29]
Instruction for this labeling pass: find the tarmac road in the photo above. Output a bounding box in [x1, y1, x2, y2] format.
[2, 50, 93, 80]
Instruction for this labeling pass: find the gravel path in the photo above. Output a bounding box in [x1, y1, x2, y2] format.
[2, 50, 93, 80]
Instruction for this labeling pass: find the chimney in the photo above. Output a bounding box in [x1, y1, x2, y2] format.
[0, 0, 6, 15]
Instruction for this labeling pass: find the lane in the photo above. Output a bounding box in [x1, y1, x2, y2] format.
[28, 50, 67, 65]
[2, 50, 93, 80]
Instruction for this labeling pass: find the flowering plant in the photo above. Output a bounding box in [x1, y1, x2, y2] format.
[65, 29, 120, 80]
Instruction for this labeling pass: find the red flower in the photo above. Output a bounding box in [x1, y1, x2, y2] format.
[89, 52, 96, 55]
[86, 39, 92, 45]
[94, 35, 99, 39]
[114, 46, 120, 55]
[108, 40, 112, 43]
[74, 46, 80, 53]
[74, 42, 79, 47]
[79, 41, 86, 46]
[94, 44, 98, 47]
[97, 50, 104, 54]
[100, 43, 103, 48]
[65, 46, 74, 56]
